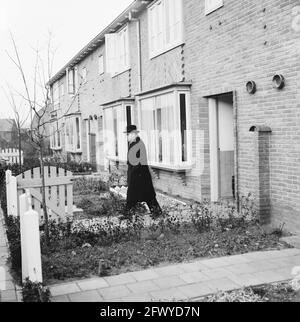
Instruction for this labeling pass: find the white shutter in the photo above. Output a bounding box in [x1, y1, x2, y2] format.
[149, 6, 157, 55]
[157, 1, 164, 51]
[166, 0, 183, 45]
[105, 34, 117, 75]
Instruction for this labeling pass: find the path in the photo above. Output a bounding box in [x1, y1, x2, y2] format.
[50, 248, 300, 302]
[0, 208, 20, 302]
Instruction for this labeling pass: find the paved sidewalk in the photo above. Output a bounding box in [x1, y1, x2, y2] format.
[0, 209, 19, 302]
[50, 248, 300, 302]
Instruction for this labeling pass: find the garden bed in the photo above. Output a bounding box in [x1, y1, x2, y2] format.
[38, 176, 292, 285]
[42, 218, 290, 284]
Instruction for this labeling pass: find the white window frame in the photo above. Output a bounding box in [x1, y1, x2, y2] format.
[67, 66, 78, 95]
[148, 0, 184, 59]
[205, 0, 224, 15]
[105, 25, 130, 77]
[137, 87, 192, 170]
[50, 121, 62, 150]
[52, 81, 60, 108]
[59, 80, 65, 98]
[65, 116, 82, 153]
[81, 67, 87, 84]
[98, 55, 104, 75]
[103, 103, 134, 162]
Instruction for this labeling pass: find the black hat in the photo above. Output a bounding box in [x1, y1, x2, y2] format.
[124, 125, 139, 134]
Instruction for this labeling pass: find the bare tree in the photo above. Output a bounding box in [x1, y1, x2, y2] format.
[5, 32, 82, 247]
[1, 84, 30, 172]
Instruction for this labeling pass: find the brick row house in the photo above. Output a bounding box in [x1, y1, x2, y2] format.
[48, 0, 300, 233]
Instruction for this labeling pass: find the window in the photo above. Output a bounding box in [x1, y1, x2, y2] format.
[148, 0, 183, 58]
[138, 89, 191, 168]
[52, 82, 59, 108]
[103, 104, 134, 161]
[105, 25, 130, 76]
[65, 116, 81, 152]
[205, 0, 223, 15]
[68, 67, 78, 94]
[98, 55, 104, 75]
[50, 122, 61, 150]
[59, 80, 65, 98]
[81, 67, 87, 84]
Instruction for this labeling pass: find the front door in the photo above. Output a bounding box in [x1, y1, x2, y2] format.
[209, 93, 235, 201]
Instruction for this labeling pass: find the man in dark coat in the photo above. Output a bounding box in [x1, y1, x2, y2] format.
[123, 125, 162, 220]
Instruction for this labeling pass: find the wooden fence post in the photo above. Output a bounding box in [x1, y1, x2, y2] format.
[19, 191, 30, 281]
[5, 170, 18, 217]
[20, 190, 42, 283]
[5, 170, 11, 215]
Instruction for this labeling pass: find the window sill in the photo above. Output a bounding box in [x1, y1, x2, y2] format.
[51, 147, 62, 151]
[150, 41, 184, 60]
[106, 156, 127, 163]
[149, 163, 193, 173]
[66, 149, 82, 154]
[205, 4, 224, 16]
[111, 67, 131, 79]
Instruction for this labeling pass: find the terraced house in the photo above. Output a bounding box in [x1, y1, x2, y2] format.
[48, 0, 300, 233]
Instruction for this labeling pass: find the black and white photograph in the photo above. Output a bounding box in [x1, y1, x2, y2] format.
[0, 0, 300, 306]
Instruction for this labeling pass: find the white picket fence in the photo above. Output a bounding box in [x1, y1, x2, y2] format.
[6, 166, 75, 283]
[6, 167, 74, 222]
[0, 148, 23, 165]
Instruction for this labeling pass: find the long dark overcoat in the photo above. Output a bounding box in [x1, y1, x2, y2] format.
[126, 137, 156, 205]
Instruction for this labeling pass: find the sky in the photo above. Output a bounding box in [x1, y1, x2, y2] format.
[0, 0, 133, 120]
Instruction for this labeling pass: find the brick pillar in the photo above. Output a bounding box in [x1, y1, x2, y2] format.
[250, 125, 272, 224]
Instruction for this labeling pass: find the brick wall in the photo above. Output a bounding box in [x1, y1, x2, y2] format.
[51, 0, 300, 233]
[184, 0, 300, 233]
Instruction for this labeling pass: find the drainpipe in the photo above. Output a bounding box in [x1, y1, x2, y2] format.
[136, 19, 142, 93]
[129, 12, 142, 93]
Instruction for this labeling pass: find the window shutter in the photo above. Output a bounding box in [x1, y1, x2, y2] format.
[105, 34, 117, 75]
[149, 6, 157, 55]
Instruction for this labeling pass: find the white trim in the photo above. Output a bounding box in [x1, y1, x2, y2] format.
[208, 98, 219, 202]
[86, 120, 90, 162]
[111, 67, 131, 78]
[138, 88, 191, 169]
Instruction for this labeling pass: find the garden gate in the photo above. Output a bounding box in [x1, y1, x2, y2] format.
[13, 166, 73, 222]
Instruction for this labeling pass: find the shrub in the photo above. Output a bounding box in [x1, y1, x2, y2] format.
[22, 278, 51, 302]
[73, 177, 108, 195]
[77, 193, 126, 218]
[203, 288, 263, 302]
[190, 201, 213, 233]
[4, 215, 21, 275]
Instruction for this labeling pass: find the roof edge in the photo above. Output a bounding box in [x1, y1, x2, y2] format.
[48, 0, 152, 86]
